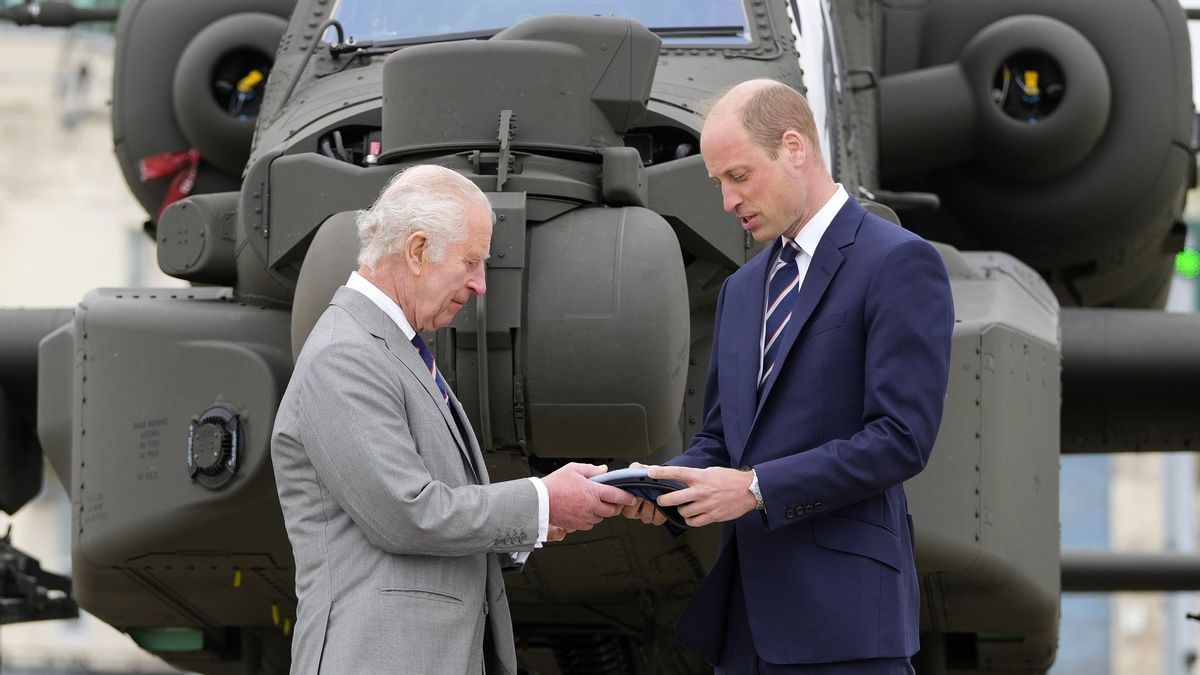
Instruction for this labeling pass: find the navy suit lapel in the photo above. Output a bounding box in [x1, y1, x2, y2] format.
[754, 200, 862, 418]
[732, 243, 777, 445]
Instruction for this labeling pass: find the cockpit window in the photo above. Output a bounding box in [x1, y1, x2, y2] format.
[328, 0, 752, 46]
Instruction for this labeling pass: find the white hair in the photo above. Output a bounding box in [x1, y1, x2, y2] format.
[355, 165, 493, 272]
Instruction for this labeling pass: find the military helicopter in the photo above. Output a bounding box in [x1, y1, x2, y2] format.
[1, 0, 1198, 673]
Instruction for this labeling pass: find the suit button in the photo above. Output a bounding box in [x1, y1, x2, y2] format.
[786, 508, 796, 519]
[740, 465, 750, 471]
[805, 505, 814, 513]
[814, 501, 823, 509]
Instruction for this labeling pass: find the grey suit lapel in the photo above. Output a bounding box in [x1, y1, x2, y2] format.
[330, 287, 481, 482]
[448, 391, 489, 484]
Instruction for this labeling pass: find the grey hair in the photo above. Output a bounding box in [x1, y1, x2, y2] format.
[355, 165, 493, 272]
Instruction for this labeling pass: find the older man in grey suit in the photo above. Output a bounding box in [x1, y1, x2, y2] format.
[272, 164, 635, 674]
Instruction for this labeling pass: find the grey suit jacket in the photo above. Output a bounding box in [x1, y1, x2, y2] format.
[272, 287, 538, 674]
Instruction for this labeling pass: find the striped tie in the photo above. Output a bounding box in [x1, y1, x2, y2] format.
[410, 334, 450, 403]
[760, 240, 803, 390]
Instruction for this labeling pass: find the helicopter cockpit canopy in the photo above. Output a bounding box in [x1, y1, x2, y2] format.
[327, 0, 753, 46]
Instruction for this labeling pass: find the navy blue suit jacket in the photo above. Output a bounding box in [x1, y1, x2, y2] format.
[669, 196, 954, 666]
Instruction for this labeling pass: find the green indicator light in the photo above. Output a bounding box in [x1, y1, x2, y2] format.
[1178, 248, 1200, 279]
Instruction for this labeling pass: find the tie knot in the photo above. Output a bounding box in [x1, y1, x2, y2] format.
[410, 333, 450, 403]
[779, 240, 801, 265]
[410, 334, 428, 352]
[410, 334, 435, 369]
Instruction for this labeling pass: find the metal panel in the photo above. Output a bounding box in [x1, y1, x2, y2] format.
[907, 248, 1060, 669]
[486, 192, 526, 269]
[71, 290, 293, 578]
[524, 206, 688, 459]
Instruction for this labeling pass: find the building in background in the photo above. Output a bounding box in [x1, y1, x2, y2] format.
[0, 22, 183, 674]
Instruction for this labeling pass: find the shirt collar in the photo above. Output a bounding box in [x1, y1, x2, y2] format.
[783, 183, 848, 258]
[345, 271, 417, 341]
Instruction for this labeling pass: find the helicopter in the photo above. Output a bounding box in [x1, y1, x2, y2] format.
[1, 0, 1199, 673]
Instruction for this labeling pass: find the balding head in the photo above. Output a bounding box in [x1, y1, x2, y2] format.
[700, 79, 836, 243]
[708, 79, 822, 164]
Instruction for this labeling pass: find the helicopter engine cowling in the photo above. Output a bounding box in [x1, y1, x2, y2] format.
[879, 0, 1193, 308]
[112, 0, 296, 221]
[172, 12, 288, 175]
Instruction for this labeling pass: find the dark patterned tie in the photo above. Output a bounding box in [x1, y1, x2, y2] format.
[412, 333, 480, 481]
[760, 240, 803, 391]
[410, 334, 450, 403]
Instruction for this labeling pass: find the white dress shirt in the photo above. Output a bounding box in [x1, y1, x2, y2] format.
[345, 272, 550, 555]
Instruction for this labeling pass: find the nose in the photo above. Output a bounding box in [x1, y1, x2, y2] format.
[721, 183, 741, 213]
[467, 264, 487, 296]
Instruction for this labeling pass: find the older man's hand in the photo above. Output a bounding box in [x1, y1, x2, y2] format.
[620, 497, 668, 526]
[648, 465, 757, 527]
[542, 462, 637, 532]
[616, 462, 667, 525]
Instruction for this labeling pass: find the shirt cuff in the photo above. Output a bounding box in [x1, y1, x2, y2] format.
[527, 476, 550, 547]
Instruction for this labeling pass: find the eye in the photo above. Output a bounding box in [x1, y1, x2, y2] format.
[731, 172, 748, 183]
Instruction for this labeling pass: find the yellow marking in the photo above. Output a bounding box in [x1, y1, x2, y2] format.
[237, 70, 264, 94]
[233, 569, 242, 588]
[271, 603, 280, 626]
[1023, 70, 1040, 96]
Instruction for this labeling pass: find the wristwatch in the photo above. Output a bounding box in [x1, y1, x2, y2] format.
[747, 468, 765, 512]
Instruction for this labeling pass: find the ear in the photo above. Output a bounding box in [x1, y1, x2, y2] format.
[403, 231, 430, 277]
[781, 129, 807, 168]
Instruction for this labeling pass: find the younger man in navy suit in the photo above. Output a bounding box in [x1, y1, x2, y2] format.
[628, 80, 954, 673]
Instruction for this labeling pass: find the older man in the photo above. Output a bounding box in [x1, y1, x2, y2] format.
[629, 80, 954, 673]
[272, 165, 634, 674]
